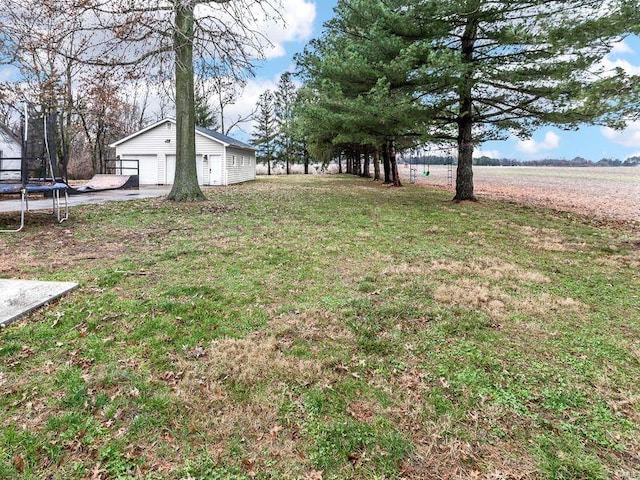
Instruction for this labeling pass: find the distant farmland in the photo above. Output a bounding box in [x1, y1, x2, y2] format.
[409, 165, 640, 224]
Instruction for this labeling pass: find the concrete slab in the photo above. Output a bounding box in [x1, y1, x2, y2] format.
[0, 279, 78, 327]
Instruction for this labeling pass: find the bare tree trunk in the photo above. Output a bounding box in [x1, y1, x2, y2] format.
[454, 15, 478, 202]
[338, 152, 342, 173]
[362, 146, 371, 178]
[354, 148, 361, 176]
[220, 104, 225, 135]
[382, 142, 391, 184]
[168, 2, 205, 202]
[92, 144, 100, 174]
[455, 115, 476, 201]
[389, 139, 402, 187]
[373, 148, 380, 181]
[97, 126, 105, 173]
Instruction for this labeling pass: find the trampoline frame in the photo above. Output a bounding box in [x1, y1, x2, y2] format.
[0, 181, 69, 233]
[1, 110, 70, 233]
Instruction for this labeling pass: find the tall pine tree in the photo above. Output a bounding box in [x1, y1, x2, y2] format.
[297, 0, 640, 200]
[251, 90, 277, 175]
[274, 72, 298, 175]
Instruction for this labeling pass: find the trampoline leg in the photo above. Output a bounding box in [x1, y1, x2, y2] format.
[54, 190, 69, 223]
[51, 191, 58, 218]
[0, 189, 26, 233]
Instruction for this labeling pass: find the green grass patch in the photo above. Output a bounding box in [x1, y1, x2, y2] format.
[1, 175, 638, 478]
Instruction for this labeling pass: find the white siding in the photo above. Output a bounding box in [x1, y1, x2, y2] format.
[204, 154, 224, 186]
[0, 129, 20, 158]
[113, 120, 255, 186]
[0, 157, 21, 181]
[225, 147, 256, 185]
[196, 136, 224, 158]
[117, 121, 177, 157]
[156, 154, 206, 185]
[0, 128, 21, 181]
[120, 154, 157, 184]
[164, 154, 175, 185]
[198, 138, 225, 185]
[115, 122, 177, 185]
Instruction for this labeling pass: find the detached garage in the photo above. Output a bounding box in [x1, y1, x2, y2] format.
[109, 118, 256, 186]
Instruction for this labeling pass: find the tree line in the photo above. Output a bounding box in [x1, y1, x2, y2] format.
[403, 155, 640, 167]
[473, 156, 640, 167]
[254, 0, 640, 200]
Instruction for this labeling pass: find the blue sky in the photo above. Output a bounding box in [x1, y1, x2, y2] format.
[247, 0, 640, 161]
[253, 1, 336, 77]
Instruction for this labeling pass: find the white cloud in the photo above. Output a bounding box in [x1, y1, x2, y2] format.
[473, 148, 502, 158]
[601, 57, 640, 75]
[611, 40, 634, 55]
[595, 38, 640, 76]
[223, 76, 280, 138]
[601, 121, 640, 147]
[586, 36, 640, 78]
[515, 131, 560, 154]
[256, 0, 316, 59]
[223, 69, 305, 139]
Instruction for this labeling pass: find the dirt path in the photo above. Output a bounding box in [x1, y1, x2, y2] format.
[404, 165, 640, 225]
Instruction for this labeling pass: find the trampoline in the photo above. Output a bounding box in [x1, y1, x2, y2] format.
[0, 111, 69, 233]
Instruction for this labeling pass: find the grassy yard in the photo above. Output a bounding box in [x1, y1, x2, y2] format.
[1, 175, 638, 479]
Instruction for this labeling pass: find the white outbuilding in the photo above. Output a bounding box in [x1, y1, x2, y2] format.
[109, 118, 256, 186]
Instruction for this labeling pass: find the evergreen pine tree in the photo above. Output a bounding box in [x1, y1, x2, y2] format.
[251, 90, 277, 176]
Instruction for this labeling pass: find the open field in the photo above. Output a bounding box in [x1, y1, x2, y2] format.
[1, 176, 639, 479]
[407, 165, 640, 224]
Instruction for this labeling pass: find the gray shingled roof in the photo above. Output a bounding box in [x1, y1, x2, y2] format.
[195, 126, 255, 150]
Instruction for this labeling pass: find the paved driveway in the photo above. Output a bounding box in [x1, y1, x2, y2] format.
[0, 186, 171, 213]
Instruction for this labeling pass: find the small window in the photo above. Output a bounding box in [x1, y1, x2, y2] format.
[232, 155, 236, 166]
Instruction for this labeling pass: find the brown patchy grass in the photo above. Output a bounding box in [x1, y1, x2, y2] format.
[159, 310, 354, 478]
[180, 334, 326, 386]
[403, 440, 539, 480]
[427, 257, 574, 321]
[269, 310, 355, 347]
[433, 279, 511, 319]
[518, 226, 581, 252]
[430, 257, 551, 283]
[1, 175, 639, 479]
